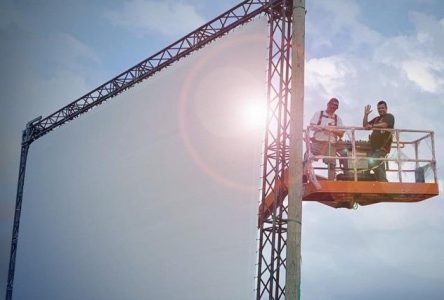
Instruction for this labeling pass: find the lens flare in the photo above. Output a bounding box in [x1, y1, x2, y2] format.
[240, 98, 266, 131]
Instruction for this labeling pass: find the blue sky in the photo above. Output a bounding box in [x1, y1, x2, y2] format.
[1, 0, 444, 299]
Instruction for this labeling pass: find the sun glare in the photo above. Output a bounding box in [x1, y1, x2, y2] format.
[240, 99, 267, 131]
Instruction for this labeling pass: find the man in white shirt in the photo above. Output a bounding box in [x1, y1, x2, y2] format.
[309, 97, 345, 180]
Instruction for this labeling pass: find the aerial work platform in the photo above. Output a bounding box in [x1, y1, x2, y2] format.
[303, 180, 438, 209]
[258, 127, 439, 222]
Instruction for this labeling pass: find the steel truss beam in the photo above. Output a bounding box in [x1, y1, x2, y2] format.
[6, 1, 295, 299]
[6, 2, 283, 298]
[27, 0, 280, 143]
[256, 1, 292, 299]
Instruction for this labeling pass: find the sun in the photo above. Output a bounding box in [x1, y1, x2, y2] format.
[240, 98, 267, 131]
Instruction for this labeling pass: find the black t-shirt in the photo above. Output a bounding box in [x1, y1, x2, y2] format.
[369, 113, 395, 152]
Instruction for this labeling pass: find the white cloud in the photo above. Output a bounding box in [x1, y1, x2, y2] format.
[374, 13, 444, 93]
[105, 0, 206, 37]
[402, 60, 442, 93]
[307, 0, 382, 53]
[308, 2, 444, 95]
[306, 55, 356, 100]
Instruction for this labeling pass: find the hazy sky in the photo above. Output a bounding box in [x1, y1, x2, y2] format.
[1, 0, 444, 299]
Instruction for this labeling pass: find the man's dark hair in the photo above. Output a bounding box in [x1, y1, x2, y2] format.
[377, 100, 387, 108]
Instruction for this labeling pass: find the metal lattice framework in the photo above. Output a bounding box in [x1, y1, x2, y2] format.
[6, 1, 295, 299]
[256, 1, 293, 299]
[27, 0, 273, 143]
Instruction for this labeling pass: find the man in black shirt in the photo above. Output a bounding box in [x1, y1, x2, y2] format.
[362, 100, 395, 181]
